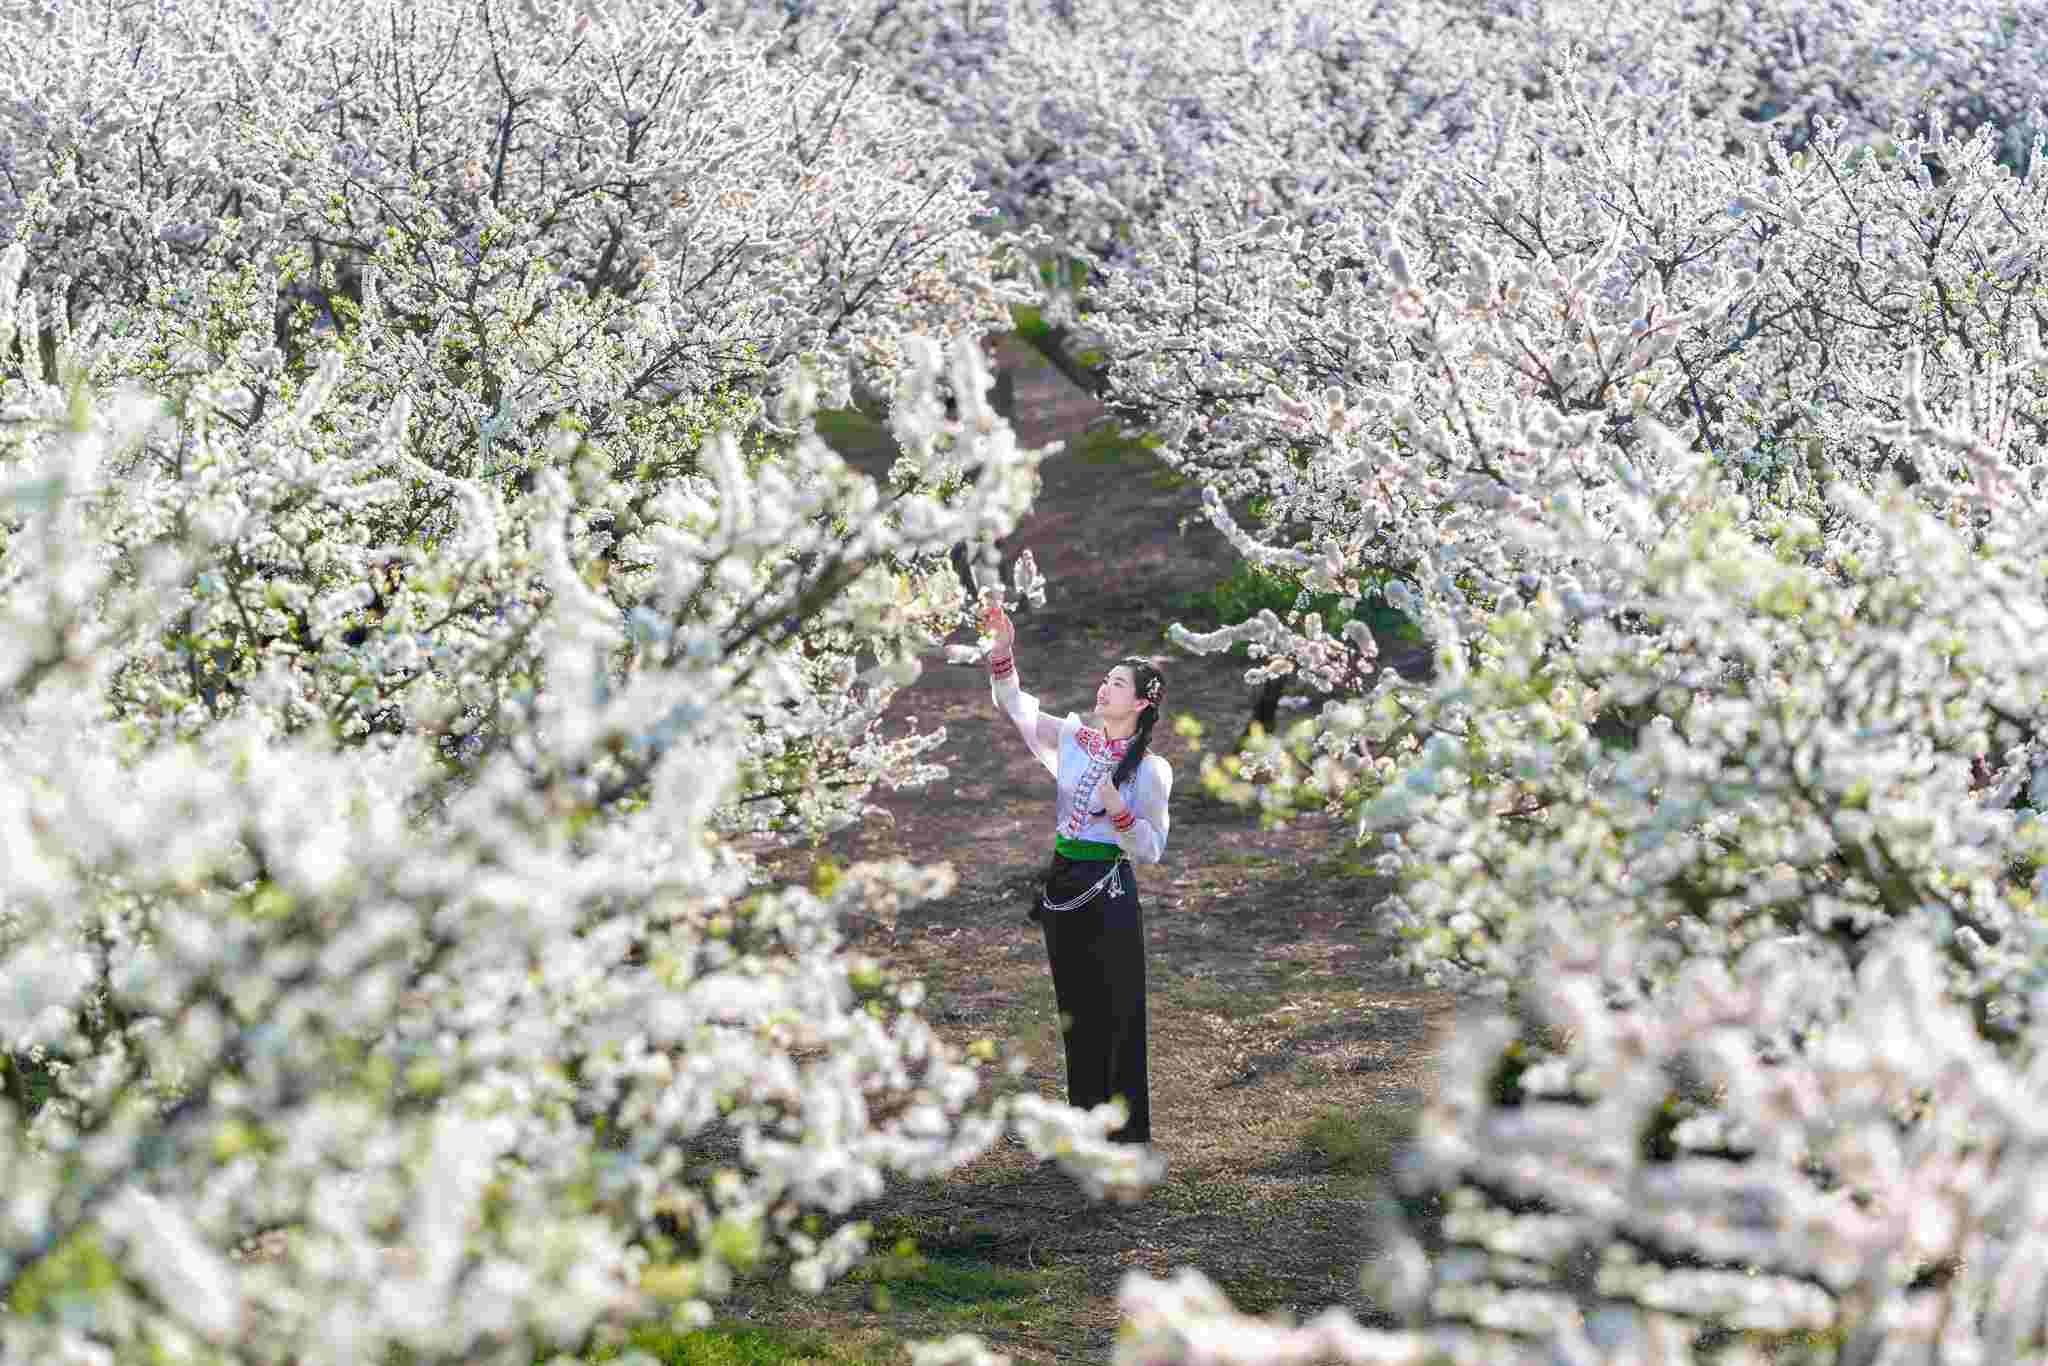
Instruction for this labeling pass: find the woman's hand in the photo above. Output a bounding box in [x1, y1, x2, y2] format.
[1089, 770, 1126, 817]
[982, 599, 1016, 654]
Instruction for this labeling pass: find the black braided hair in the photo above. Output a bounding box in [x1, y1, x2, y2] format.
[1110, 656, 1164, 790]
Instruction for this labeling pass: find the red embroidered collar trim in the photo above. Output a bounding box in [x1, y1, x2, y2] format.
[1077, 727, 1132, 759]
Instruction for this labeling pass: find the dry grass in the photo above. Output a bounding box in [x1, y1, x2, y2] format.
[706, 839, 1454, 1361]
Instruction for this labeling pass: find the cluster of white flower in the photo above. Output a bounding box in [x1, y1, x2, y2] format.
[14, 0, 2048, 1358]
[725, 0, 2048, 1360]
[0, 3, 1168, 1362]
[1115, 934, 2048, 1364]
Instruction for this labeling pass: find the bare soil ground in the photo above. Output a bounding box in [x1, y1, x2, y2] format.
[734, 344, 1457, 1362]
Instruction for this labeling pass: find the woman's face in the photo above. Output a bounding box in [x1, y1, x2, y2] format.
[1095, 666, 1146, 723]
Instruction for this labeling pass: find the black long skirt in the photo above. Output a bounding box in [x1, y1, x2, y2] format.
[1035, 854, 1151, 1144]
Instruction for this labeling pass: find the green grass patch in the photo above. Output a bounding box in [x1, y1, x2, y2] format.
[810, 408, 895, 462]
[1010, 296, 1091, 346]
[860, 1244, 1042, 1308]
[1291, 1059, 1337, 1089]
[1207, 1266, 1298, 1317]
[1064, 422, 1157, 468]
[1211, 848, 1280, 869]
[2, 1051, 57, 1119]
[958, 972, 1059, 1049]
[1165, 978, 1285, 1021]
[1009, 302, 1053, 345]
[852, 1241, 1075, 1331]
[1303, 1104, 1417, 1190]
[1169, 562, 1420, 652]
[1013, 971, 1059, 1018]
[577, 1322, 895, 1366]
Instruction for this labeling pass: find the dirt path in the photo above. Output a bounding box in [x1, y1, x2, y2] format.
[738, 344, 1455, 1362]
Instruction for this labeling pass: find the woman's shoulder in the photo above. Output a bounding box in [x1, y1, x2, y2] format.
[1141, 750, 1173, 782]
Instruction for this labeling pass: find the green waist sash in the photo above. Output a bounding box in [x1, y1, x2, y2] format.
[1054, 835, 1122, 861]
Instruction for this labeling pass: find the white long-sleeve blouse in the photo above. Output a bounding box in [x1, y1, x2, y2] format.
[990, 652, 1172, 864]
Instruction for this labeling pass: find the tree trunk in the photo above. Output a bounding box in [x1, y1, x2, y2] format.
[1239, 674, 1287, 749]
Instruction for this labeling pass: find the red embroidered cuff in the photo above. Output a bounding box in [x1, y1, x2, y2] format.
[1112, 809, 1137, 832]
[988, 653, 1015, 679]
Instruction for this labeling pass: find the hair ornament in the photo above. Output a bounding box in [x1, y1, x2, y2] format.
[1145, 676, 1163, 701]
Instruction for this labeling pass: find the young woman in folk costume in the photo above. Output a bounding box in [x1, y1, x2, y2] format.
[982, 601, 1172, 1146]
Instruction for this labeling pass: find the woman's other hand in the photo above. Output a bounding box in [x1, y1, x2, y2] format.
[1089, 769, 1126, 816]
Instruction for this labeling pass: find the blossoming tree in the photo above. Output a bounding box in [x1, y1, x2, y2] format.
[15, 0, 2048, 1361]
[724, 0, 2048, 1360]
[0, 3, 1160, 1363]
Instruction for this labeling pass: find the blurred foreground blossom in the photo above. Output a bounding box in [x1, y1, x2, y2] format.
[0, 0, 1159, 1352]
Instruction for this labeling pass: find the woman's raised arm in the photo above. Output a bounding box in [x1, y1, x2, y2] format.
[983, 603, 1062, 777]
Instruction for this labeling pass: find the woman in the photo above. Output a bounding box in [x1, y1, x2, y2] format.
[982, 601, 1171, 1146]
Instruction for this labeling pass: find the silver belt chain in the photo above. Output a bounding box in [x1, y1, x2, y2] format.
[1040, 859, 1125, 914]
